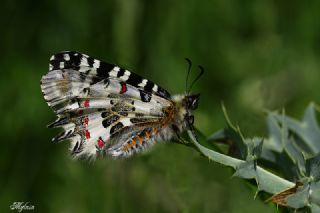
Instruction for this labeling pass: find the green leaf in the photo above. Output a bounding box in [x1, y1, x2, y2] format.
[306, 154, 320, 182]
[263, 110, 306, 179]
[264, 113, 284, 152]
[284, 137, 306, 177]
[310, 181, 320, 206]
[220, 104, 249, 159]
[274, 103, 320, 155]
[233, 160, 257, 179]
[247, 137, 264, 160]
[311, 204, 320, 213]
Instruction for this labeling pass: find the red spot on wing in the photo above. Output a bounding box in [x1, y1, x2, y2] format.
[97, 137, 105, 148]
[120, 82, 127, 94]
[84, 116, 89, 125]
[78, 110, 84, 115]
[85, 129, 91, 139]
[84, 100, 89, 108]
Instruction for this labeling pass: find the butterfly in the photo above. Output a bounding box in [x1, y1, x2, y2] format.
[40, 51, 203, 158]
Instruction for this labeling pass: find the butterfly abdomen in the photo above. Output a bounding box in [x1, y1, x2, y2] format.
[107, 127, 160, 157]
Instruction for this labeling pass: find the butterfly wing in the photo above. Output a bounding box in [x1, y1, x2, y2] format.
[41, 51, 173, 158]
[48, 51, 171, 100]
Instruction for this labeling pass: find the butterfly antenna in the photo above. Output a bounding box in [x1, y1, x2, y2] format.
[188, 65, 204, 92]
[185, 58, 192, 94]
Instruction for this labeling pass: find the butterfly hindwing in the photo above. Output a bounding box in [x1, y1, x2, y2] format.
[50, 109, 163, 158]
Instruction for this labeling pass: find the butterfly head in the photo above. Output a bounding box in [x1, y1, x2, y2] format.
[186, 94, 200, 111]
[183, 58, 204, 127]
[182, 93, 199, 126]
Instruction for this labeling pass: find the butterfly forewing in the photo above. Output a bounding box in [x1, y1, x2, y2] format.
[48, 51, 171, 100]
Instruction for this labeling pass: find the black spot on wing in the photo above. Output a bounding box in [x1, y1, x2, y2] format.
[130, 118, 150, 124]
[117, 68, 125, 78]
[135, 113, 144, 117]
[64, 52, 81, 70]
[71, 141, 82, 155]
[49, 51, 82, 71]
[47, 117, 68, 128]
[110, 122, 124, 135]
[87, 57, 94, 67]
[97, 62, 113, 78]
[72, 140, 84, 155]
[49, 59, 61, 71]
[140, 90, 152, 102]
[79, 73, 87, 82]
[103, 79, 110, 88]
[102, 115, 120, 128]
[52, 129, 73, 143]
[157, 87, 171, 99]
[90, 76, 102, 85]
[72, 142, 79, 153]
[126, 72, 142, 87]
[101, 111, 112, 118]
[144, 81, 154, 93]
[119, 112, 128, 116]
[82, 87, 90, 94]
[111, 104, 132, 112]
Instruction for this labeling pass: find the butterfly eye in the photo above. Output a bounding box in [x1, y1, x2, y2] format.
[187, 94, 200, 110]
[191, 99, 198, 110]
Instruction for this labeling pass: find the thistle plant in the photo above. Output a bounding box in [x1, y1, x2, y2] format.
[185, 103, 320, 212]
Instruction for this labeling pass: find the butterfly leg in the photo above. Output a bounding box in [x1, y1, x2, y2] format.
[170, 124, 188, 145]
[174, 132, 190, 145]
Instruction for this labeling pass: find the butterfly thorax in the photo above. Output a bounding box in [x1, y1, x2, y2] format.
[152, 94, 189, 142]
[171, 94, 189, 130]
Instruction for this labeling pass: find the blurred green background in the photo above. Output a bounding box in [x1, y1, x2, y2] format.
[1, 0, 320, 212]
